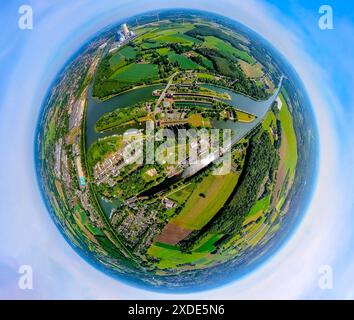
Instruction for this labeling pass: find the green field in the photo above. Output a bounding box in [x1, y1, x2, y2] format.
[188, 113, 211, 127]
[138, 26, 199, 45]
[148, 233, 224, 269]
[168, 53, 202, 70]
[109, 53, 126, 70]
[262, 110, 277, 130]
[197, 73, 215, 80]
[141, 41, 163, 50]
[120, 46, 137, 59]
[167, 183, 195, 204]
[204, 36, 255, 64]
[171, 172, 239, 230]
[148, 242, 207, 269]
[194, 233, 222, 253]
[109, 46, 137, 70]
[235, 110, 256, 123]
[87, 136, 123, 167]
[133, 26, 157, 36]
[248, 224, 270, 247]
[156, 47, 171, 55]
[200, 57, 214, 70]
[155, 33, 201, 45]
[110, 63, 159, 83]
[157, 24, 195, 34]
[279, 92, 298, 178]
[244, 194, 271, 225]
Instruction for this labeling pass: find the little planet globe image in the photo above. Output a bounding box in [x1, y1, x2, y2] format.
[36, 9, 318, 291]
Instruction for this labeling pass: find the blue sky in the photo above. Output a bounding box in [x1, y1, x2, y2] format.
[0, 0, 354, 299]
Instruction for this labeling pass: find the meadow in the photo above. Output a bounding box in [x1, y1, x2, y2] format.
[278, 92, 298, 178]
[167, 52, 201, 70]
[203, 36, 255, 64]
[110, 63, 159, 83]
[171, 172, 239, 230]
[109, 46, 137, 70]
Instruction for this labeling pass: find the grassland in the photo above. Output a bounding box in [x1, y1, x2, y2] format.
[138, 26, 199, 44]
[270, 91, 298, 210]
[155, 33, 201, 44]
[204, 36, 255, 64]
[156, 47, 171, 55]
[87, 136, 123, 167]
[109, 46, 137, 70]
[243, 194, 271, 225]
[187, 113, 211, 127]
[167, 183, 195, 204]
[197, 73, 215, 80]
[95, 20, 268, 101]
[171, 172, 239, 230]
[110, 63, 159, 82]
[278, 92, 298, 178]
[168, 53, 201, 70]
[148, 242, 207, 269]
[235, 110, 256, 123]
[262, 109, 277, 130]
[194, 233, 222, 252]
[148, 233, 224, 269]
[238, 60, 264, 78]
[198, 55, 214, 70]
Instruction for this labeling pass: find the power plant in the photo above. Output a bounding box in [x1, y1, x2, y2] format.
[117, 23, 135, 44]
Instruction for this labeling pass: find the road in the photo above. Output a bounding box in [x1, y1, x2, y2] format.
[155, 72, 179, 109]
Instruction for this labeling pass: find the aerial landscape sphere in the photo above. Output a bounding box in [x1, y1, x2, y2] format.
[36, 9, 318, 291]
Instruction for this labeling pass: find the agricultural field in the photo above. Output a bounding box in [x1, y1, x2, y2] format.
[148, 242, 207, 269]
[109, 46, 137, 69]
[270, 91, 298, 208]
[167, 184, 195, 204]
[167, 53, 201, 70]
[171, 172, 239, 231]
[238, 60, 264, 78]
[187, 113, 211, 127]
[194, 233, 223, 253]
[197, 72, 215, 80]
[278, 92, 298, 178]
[110, 63, 159, 83]
[243, 195, 271, 225]
[235, 110, 256, 123]
[204, 36, 255, 64]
